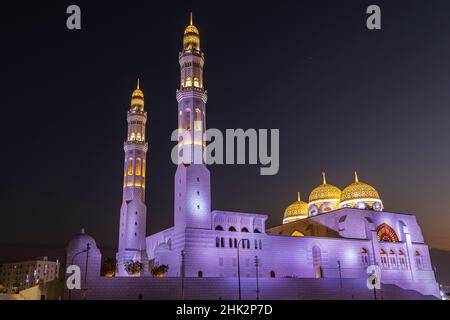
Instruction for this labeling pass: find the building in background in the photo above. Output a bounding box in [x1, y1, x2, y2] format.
[0, 257, 59, 294]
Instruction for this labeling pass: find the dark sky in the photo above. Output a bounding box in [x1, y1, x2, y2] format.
[1, 0, 450, 263]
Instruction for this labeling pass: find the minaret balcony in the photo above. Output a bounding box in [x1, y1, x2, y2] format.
[176, 87, 208, 103]
[123, 141, 148, 152]
[179, 49, 204, 59]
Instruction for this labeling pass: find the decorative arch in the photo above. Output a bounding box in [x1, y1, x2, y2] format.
[376, 223, 399, 242]
[215, 225, 224, 231]
[228, 226, 237, 232]
[291, 230, 304, 237]
[241, 227, 249, 232]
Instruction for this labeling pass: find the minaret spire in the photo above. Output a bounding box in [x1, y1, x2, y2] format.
[137, 78, 140, 90]
[322, 171, 327, 184]
[297, 192, 301, 202]
[189, 11, 193, 25]
[354, 171, 359, 182]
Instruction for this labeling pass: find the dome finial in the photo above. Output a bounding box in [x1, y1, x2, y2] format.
[189, 11, 193, 25]
[354, 171, 359, 182]
[322, 171, 327, 184]
[297, 192, 301, 202]
[137, 78, 140, 90]
[80, 227, 85, 234]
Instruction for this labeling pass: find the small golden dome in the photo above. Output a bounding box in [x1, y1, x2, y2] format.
[340, 172, 381, 202]
[283, 192, 308, 223]
[131, 79, 144, 108]
[183, 12, 200, 50]
[308, 172, 341, 202]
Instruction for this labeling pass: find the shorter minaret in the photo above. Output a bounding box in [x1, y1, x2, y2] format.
[116, 80, 149, 277]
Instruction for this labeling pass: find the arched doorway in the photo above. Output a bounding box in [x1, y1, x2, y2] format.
[312, 245, 323, 278]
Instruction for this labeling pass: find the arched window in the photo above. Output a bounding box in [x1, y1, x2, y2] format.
[198, 271, 203, 278]
[389, 249, 397, 268]
[185, 77, 192, 87]
[193, 77, 200, 88]
[241, 227, 249, 232]
[229, 238, 233, 247]
[415, 251, 423, 270]
[185, 109, 191, 131]
[379, 249, 388, 268]
[259, 240, 262, 250]
[398, 250, 406, 268]
[215, 237, 220, 247]
[228, 226, 236, 232]
[136, 132, 142, 141]
[270, 270, 276, 278]
[194, 108, 201, 131]
[234, 238, 237, 248]
[142, 159, 146, 178]
[215, 225, 224, 231]
[136, 158, 141, 176]
[376, 223, 399, 242]
[220, 238, 224, 248]
[361, 248, 369, 266]
[254, 228, 261, 233]
[291, 230, 304, 237]
[130, 132, 136, 141]
[127, 158, 133, 176]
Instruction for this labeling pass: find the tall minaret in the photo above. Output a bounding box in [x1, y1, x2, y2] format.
[174, 13, 211, 234]
[116, 80, 149, 276]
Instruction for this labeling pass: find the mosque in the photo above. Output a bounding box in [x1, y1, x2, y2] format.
[64, 14, 440, 300]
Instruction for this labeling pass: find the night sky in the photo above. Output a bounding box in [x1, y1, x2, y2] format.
[1, 0, 450, 263]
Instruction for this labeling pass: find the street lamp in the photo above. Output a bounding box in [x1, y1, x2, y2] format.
[236, 238, 249, 300]
[255, 256, 260, 300]
[68, 243, 90, 300]
[181, 250, 185, 300]
[337, 260, 343, 289]
[83, 243, 91, 300]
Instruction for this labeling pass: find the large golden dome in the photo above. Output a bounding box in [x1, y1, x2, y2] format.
[309, 172, 341, 203]
[283, 192, 308, 223]
[183, 12, 200, 50]
[340, 172, 381, 203]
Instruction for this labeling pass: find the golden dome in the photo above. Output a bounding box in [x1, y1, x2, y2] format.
[283, 192, 308, 223]
[183, 12, 200, 50]
[340, 172, 381, 203]
[131, 79, 144, 108]
[308, 172, 341, 203]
